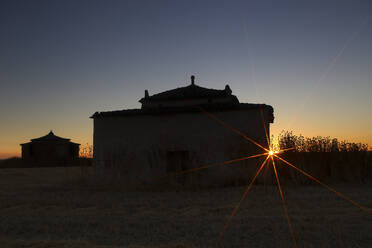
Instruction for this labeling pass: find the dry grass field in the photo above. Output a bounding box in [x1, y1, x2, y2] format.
[0, 166, 371, 248]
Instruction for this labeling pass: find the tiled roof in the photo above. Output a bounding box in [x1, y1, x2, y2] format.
[91, 103, 274, 123]
[139, 84, 231, 103]
[31, 131, 70, 142]
[20, 131, 80, 145]
[91, 76, 274, 123]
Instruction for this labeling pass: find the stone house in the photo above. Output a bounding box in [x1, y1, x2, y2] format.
[20, 131, 80, 166]
[91, 76, 274, 186]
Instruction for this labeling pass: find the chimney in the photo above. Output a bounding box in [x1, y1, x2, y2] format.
[144, 90, 149, 98]
[191, 75, 195, 85]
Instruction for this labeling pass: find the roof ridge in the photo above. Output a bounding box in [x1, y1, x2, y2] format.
[139, 83, 229, 103]
[30, 131, 71, 142]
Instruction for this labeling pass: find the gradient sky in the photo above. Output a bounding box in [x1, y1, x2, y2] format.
[1, 0, 371, 158]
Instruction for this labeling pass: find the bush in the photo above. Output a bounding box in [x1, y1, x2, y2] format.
[278, 131, 368, 152]
[275, 131, 370, 184]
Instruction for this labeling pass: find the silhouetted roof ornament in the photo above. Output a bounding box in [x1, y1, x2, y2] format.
[225, 84, 232, 95]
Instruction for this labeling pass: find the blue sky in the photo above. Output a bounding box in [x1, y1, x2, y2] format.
[0, 0, 371, 157]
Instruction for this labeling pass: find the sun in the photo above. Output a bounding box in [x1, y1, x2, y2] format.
[269, 150, 280, 156]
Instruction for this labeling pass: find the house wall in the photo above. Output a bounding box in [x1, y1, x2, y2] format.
[93, 108, 271, 186]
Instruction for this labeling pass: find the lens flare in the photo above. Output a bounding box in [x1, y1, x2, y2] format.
[152, 106, 372, 247]
[217, 155, 270, 244]
[272, 157, 298, 248]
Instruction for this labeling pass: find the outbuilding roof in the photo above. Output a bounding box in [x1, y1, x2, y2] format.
[20, 131, 80, 145]
[31, 131, 70, 142]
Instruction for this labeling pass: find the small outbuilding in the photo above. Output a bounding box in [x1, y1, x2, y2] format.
[20, 131, 80, 166]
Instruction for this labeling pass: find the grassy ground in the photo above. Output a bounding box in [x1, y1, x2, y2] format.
[0, 167, 371, 248]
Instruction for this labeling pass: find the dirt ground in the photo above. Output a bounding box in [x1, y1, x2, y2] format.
[0, 167, 371, 248]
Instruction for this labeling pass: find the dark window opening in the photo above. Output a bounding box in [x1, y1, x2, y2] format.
[166, 150, 190, 185]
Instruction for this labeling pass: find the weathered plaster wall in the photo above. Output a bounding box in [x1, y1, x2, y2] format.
[93, 108, 271, 186]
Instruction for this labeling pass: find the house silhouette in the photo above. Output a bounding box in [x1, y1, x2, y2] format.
[91, 76, 274, 186]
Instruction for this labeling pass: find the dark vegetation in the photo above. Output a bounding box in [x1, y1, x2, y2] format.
[274, 131, 372, 184]
[278, 131, 368, 152]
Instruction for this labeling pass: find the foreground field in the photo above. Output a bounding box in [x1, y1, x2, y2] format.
[0, 167, 371, 248]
